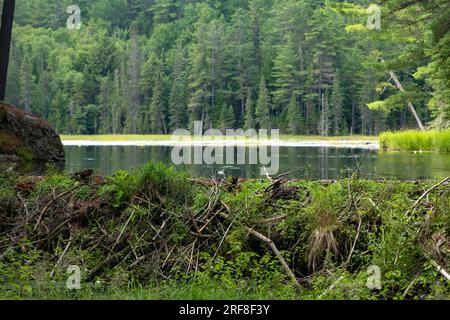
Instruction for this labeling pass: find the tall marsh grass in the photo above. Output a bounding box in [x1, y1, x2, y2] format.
[379, 130, 450, 152]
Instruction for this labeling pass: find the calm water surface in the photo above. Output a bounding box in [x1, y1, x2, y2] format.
[64, 146, 450, 180]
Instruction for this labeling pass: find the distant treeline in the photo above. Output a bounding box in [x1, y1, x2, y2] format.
[4, 0, 450, 135]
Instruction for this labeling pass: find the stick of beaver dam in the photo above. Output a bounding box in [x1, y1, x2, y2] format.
[218, 204, 300, 287]
[430, 260, 450, 281]
[412, 177, 449, 209]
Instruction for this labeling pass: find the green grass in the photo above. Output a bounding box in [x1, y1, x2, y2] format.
[379, 130, 450, 152]
[2, 278, 299, 300]
[60, 134, 377, 142]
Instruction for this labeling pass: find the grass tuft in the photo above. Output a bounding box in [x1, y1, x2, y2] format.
[379, 130, 450, 152]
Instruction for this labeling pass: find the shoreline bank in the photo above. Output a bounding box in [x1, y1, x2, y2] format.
[61, 136, 379, 149]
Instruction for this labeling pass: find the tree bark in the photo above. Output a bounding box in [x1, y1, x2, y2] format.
[380, 58, 426, 131]
[0, 0, 16, 101]
[388, 70, 426, 131]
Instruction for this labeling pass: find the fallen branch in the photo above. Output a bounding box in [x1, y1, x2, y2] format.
[402, 274, 420, 299]
[152, 218, 170, 241]
[430, 259, 450, 281]
[346, 215, 362, 265]
[256, 215, 288, 226]
[218, 203, 300, 287]
[50, 236, 72, 278]
[407, 177, 450, 215]
[381, 58, 425, 131]
[87, 247, 131, 281]
[318, 276, 344, 299]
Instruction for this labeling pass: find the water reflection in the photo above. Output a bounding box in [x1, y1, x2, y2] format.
[63, 146, 450, 180]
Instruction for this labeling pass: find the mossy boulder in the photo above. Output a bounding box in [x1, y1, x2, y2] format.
[0, 103, 64, 162]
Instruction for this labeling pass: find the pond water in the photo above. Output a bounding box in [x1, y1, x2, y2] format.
[63, 145, 450, 180]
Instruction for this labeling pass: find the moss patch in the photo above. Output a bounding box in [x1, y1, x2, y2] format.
[0, 130, 33, 161]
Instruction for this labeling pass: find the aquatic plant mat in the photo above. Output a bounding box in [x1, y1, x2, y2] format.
[0, 163, 449, 300]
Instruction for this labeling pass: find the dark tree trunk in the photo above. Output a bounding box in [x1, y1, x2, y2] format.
[0, 0, 16, 101]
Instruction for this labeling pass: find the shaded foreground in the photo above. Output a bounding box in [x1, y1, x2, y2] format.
[0, 163, 449, 300]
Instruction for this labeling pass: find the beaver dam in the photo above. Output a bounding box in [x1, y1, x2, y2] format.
[0, 162, 449, 300]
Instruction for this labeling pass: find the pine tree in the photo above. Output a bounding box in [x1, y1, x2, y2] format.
[306, 5, 343, 129]
[287, 95, 303, 135]
[248, 0, 263, 74]
[125, 26, 141, 134]
[5, 46, 20, 107]
[33, 70, 51, 119]
[230, 9, 257, 126]
[255, 77, 270, 129]
[304, 65, 319, 134]
[205, 17, 228, 128]
[329, 71, 346, 135]
[318, 92, 330, 137]
[168, 46, 188, 131]
[271, 35, 298, 112]
[149, 74, 167, 134]
[19, 56, 34, 112]
[188, 6, 213, 129]
[66, 71, 87, 134]
[111, 68, 124, 134]
[9, 0, 448, 134]
[219, 104, 236, 132]
[98, 76, 113, 134]
[244, 89, 255, 130]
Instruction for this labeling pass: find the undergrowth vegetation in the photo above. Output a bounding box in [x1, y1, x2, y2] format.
[0, 162, 449, 300]
[379, 130, 450, 152]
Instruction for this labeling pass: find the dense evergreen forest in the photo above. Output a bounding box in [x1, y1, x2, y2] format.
[3, 0, 450, 135]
